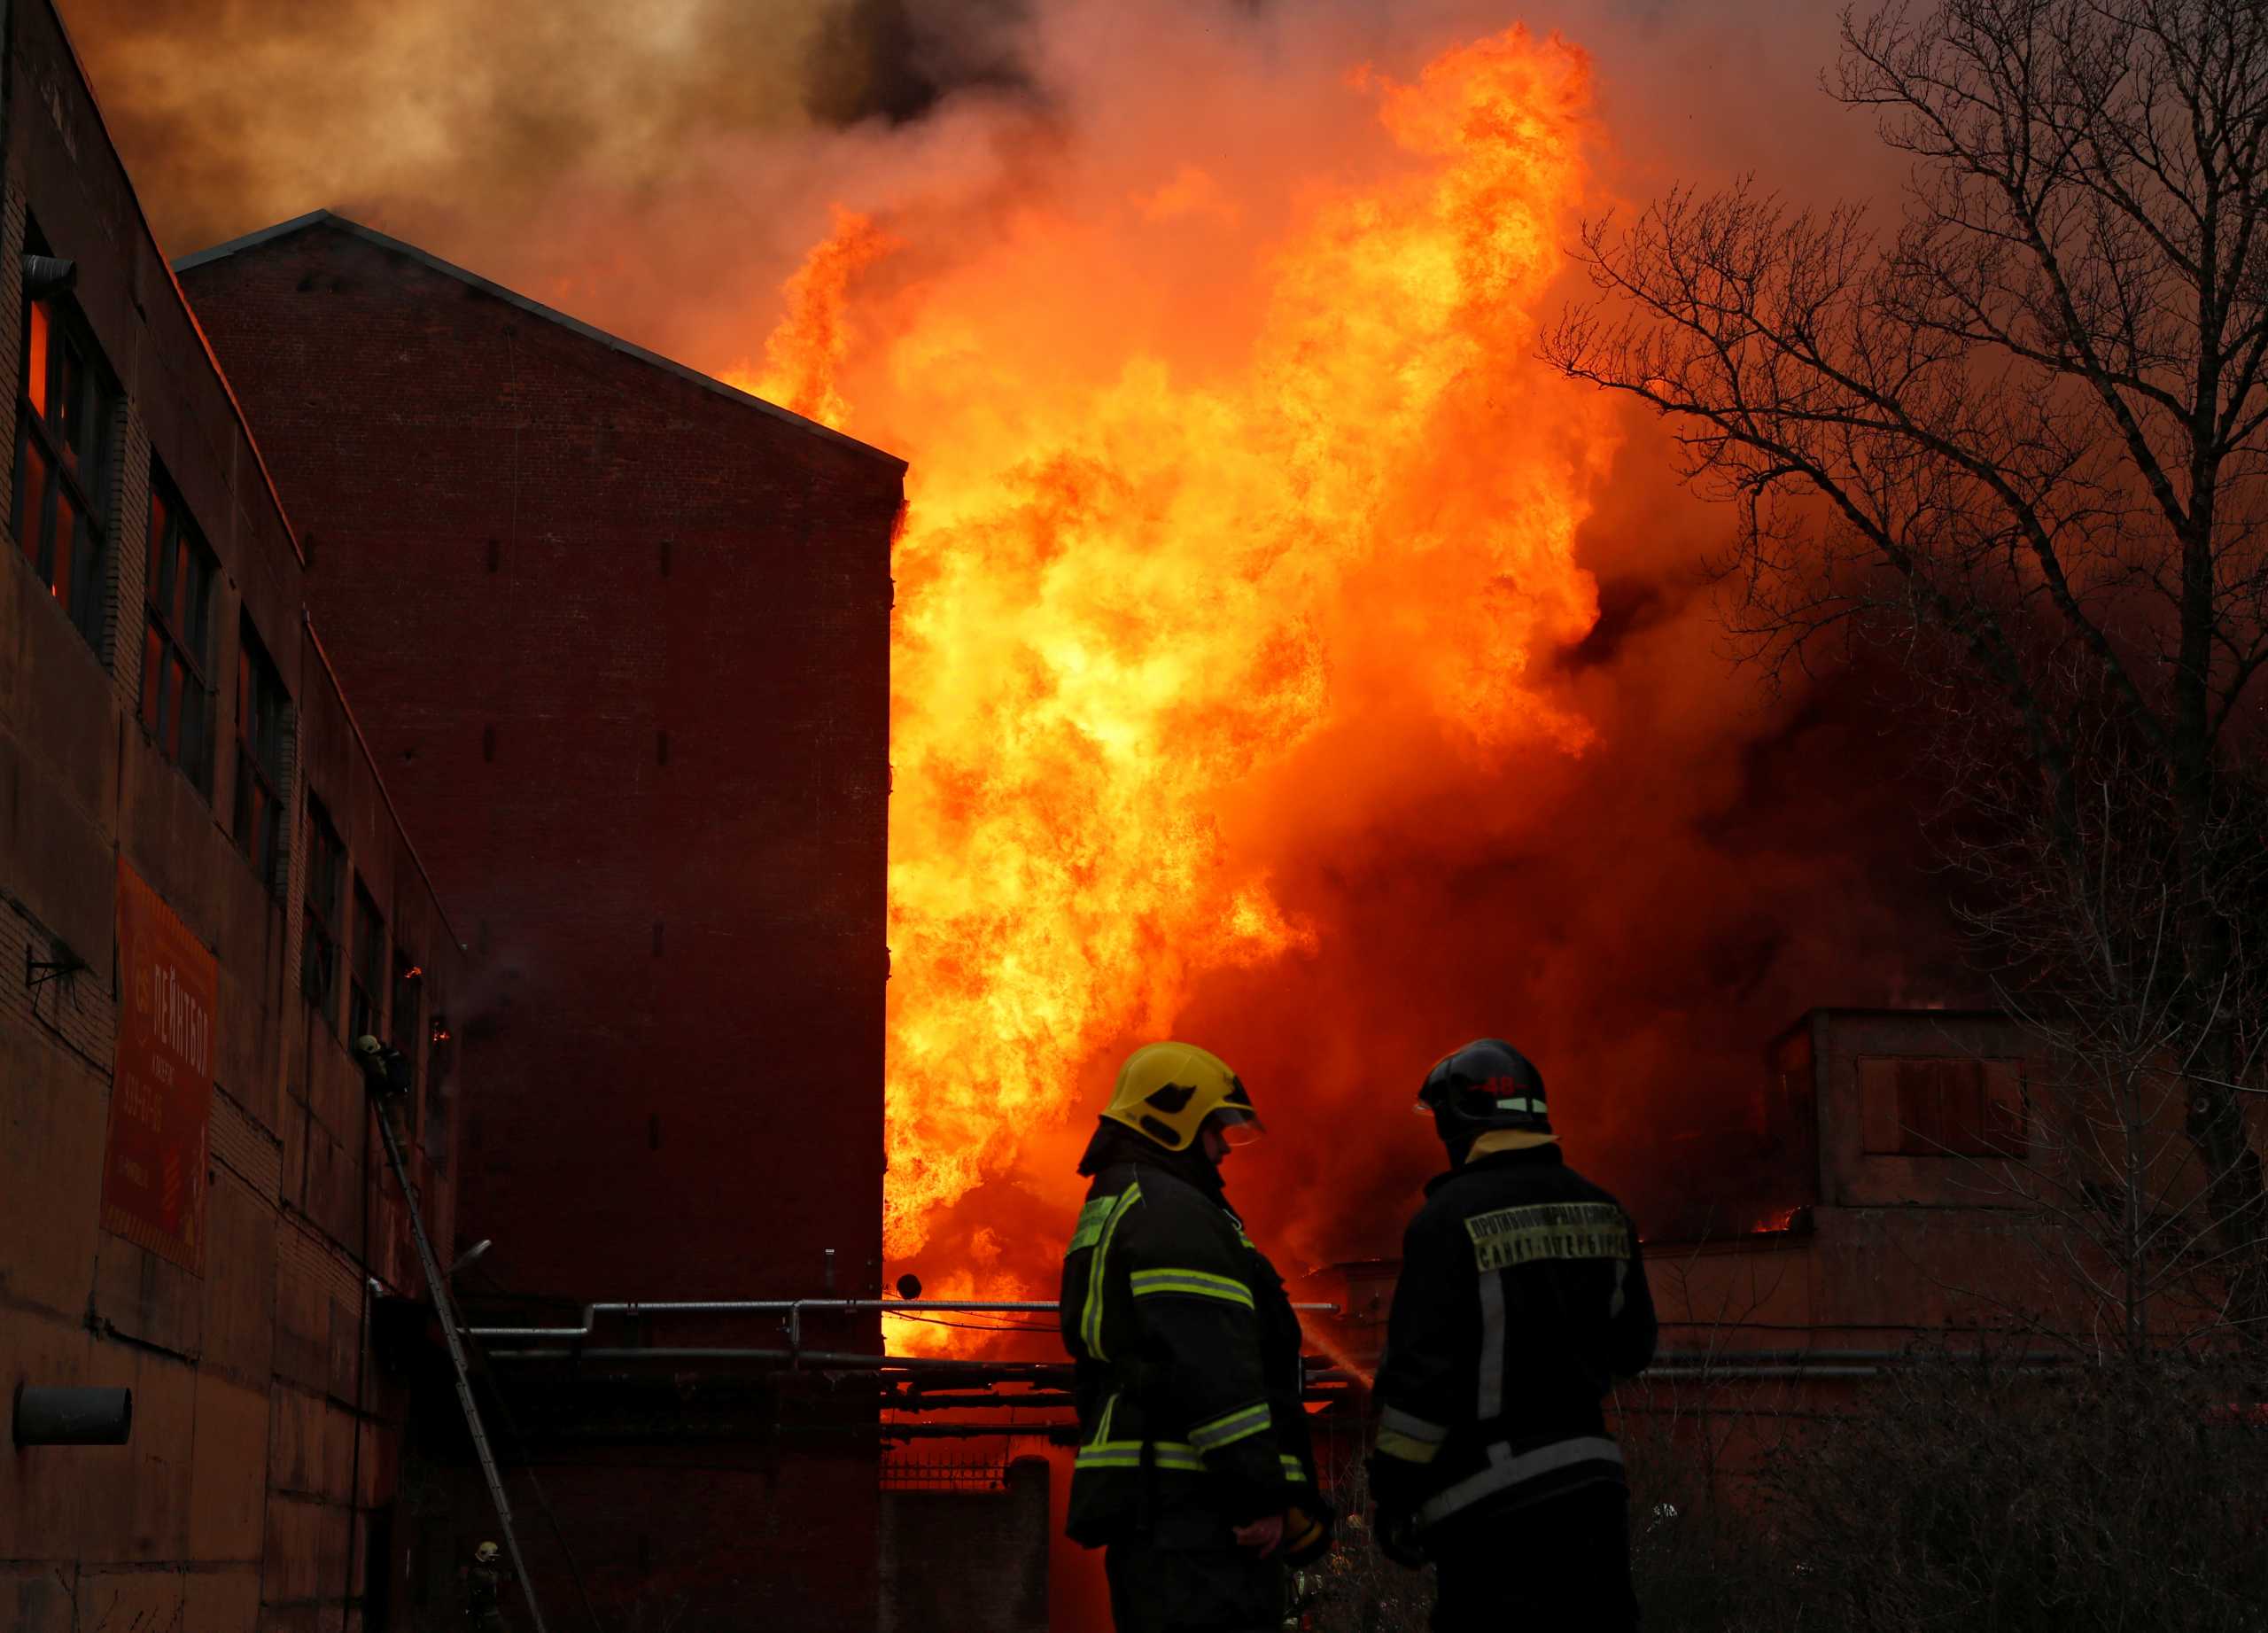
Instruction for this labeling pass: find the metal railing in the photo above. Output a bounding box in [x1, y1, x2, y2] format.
[468, 1296, 1340, 1370]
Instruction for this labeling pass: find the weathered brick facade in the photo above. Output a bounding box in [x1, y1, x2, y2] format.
[175, 216, 902, 1629]
[0, 4, 472, 1630]
[879, 1458, 1052, 1633]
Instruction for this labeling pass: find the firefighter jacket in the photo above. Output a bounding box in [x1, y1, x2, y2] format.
[1370, 1142, 1656, 1535]
[466, 1564, 503, 1615]
[1060, 1137, 1317, 1546]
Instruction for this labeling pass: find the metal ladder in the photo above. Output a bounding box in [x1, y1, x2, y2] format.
[371, 1089, 553, 1633]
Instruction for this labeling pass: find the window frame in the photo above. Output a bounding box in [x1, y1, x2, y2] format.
[137, 471, 219, 797]
[301, 795, 345, 1025]
[234, 619, 291, 894]
[348, 877, 385, 1043]
[12, 282, 117, 653]
[1860, 1056, 2027, 1160]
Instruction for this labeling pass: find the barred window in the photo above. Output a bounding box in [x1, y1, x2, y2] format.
[235, 620, 290, 892]
[348, 879, 385, 1042]
[301, 796, 345, 1023]
[12, 278, 117, 652]
[138, 475, 217, 797]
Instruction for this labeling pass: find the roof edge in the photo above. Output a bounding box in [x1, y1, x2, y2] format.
[174, 210, 908, 472]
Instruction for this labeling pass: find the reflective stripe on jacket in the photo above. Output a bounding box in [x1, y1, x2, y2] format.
[1060, 1157, 1315, 1544]
[1371, 1144, 1656, 1531]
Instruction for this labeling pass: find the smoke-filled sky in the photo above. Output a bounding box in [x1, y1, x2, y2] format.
[69, 0, 1891, 354]
[63, 0, 1969, 1277]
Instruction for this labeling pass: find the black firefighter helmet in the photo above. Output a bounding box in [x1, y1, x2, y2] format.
[1418, 1038, 1555, 1158]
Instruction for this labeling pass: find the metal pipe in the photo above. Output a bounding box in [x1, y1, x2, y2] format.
[878, 1422, 1077, 1439]
[1642, 1366, 1884, 1380]
[493, 1420, 1084, 1446]
[1635, 1362, 2078, 1382]
[480, 1345, 2071, 1380]
[469, 1297, 1338, 1346]
[12, 1387, 132, 1447]
[470, 1299, 1056, 1340]
[482, 1347, 1074, 1372]
[582, 1422, 1085, 1442]
[1648, 1349, 2078, 1366]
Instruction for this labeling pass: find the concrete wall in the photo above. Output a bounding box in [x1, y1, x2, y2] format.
[0, 4, 470, 1629]
[175, 214, 902, 1632]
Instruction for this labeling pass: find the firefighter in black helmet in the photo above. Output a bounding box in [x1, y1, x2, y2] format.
[1060, 1041, 1332, 1632]
[1368, 1039, 1656, 1632]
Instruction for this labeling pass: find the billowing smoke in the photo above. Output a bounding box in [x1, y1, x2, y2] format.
[63, 0, 1968, 1287]
[804, 0, 1036, 127]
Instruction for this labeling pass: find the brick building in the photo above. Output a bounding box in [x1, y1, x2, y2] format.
[175, 214, 905, 1629]
[0, 3, 472, 1629]
[1296, 1007, 2263, 1500]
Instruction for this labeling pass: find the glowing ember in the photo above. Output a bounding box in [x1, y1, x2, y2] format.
[750, 26, 1612, 1323]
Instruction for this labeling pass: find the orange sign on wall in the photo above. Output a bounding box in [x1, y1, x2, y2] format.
[101, 860, 216, 1272]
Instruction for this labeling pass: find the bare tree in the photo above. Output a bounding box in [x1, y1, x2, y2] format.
[1543, 0, 2268, 1335]
[1934, 689, 2268, 1355]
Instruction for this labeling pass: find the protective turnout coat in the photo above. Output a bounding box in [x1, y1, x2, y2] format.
[1371, 1144, 1656, 1536]
[1060, 1142, 1317, 1545]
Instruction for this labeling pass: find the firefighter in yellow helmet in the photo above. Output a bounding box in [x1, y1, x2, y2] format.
[464, 1540, 510, 1631]
[1059, 1041, 1332, 1631]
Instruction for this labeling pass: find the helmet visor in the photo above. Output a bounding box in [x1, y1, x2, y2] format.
[1212, 1106, 1266, 1147]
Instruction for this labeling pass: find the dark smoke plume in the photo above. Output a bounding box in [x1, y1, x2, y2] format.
[57, 0, 1041, 257]
[804, 0, 1036, 127]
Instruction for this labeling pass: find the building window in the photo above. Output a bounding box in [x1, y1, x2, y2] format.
[12, 281, 116, 651]
[302, 796, 345, 1023]
[348, 879, 385, 1042]
[235, 621, 290, 892]
[1860, 1057, 2026, 1158]
[391, 952, 423, 1135]
[138, 476, 218, 797]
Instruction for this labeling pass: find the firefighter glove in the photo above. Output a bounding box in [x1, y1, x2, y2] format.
[1282, 1502, 1334, 1566]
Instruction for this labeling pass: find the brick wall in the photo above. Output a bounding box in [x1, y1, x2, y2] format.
[178, 217, 899, 1310]
[0, 4, 477, 1630]
[177, 215, 900, 1633]
[879, 1459, 1052, 1633]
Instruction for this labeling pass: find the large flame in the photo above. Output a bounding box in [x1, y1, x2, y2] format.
[748, 25, 1618, 1315]
[734, 204, 898, 427]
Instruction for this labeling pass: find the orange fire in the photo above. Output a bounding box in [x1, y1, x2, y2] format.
[729, 204, 897, 430]
[747, 26, 1615, 1332]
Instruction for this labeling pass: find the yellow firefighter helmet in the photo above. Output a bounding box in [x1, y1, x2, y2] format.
[1101, 1041, 1263, 1152]
[475, 1542, 500, 1564]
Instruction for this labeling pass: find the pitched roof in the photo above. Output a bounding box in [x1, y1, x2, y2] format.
[175, 210, 905, 470]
